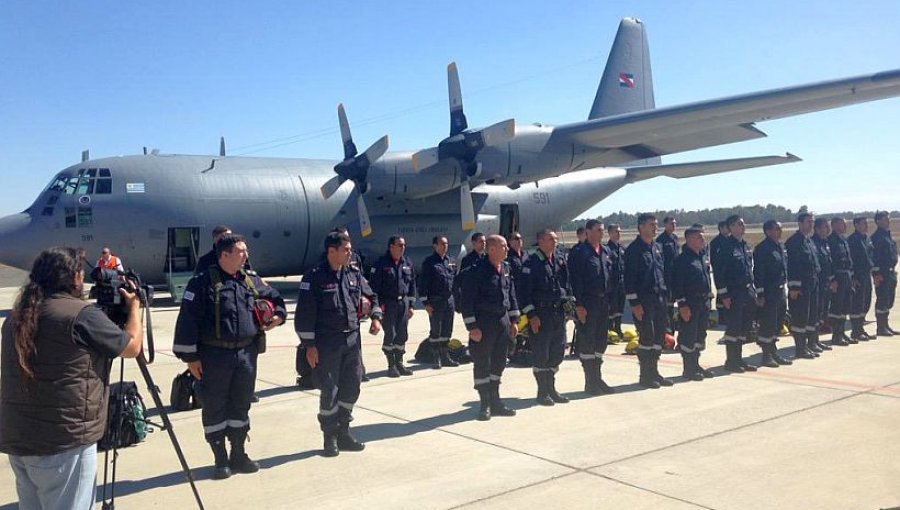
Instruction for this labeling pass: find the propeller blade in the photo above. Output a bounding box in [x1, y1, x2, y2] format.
[337, 103, 358, 159]
[360, 135, 389, 167]
[320, 175, 345, 199]
[448, 62, 468, 136]
[480, 118, 516, 147]
[357, 193, 373, 238]
[219, 136, 226, 157]
[411, 147, 440, 172]
[459, 180, 476, 232]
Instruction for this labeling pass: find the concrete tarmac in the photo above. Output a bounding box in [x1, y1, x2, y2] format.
[0, 275, 898, 509]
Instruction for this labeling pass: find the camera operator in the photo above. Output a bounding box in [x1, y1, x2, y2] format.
[173, 234, 285, 480]
[1, 247, 143, 510]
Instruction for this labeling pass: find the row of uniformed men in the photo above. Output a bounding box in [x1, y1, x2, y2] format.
[708, 212, 897, 372]
[171, 212, 896, 475]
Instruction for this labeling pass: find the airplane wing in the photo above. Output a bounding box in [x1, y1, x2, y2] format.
[624, 153, 801, 183]
[549, 69, 900, 164]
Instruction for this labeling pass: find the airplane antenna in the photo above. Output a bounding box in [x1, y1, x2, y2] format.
[81, 150, 89, 162]
[219, 136, 226, 157]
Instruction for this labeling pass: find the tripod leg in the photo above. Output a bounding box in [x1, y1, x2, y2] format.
[136, 353, 205, 510]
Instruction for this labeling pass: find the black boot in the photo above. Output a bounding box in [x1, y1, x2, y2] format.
[807, 332, 824, 354]
[385, 352, 400, 378]
[771, 343, 793, 365]
[759, 343, 778, 368]
[682, 352, 703, 381]
[395, 352, 414, 376]
[812, 331, 832, 350]
[852, 319, 871, 341]
[431, 342, 443, 370]
[337, 424, 365, 452]
[227, 430, 260, 474]
[476, 387, 491, 421]
[322, 432, 339, 457]
[831, 318, 850, 346]
[210, 439, 232, 479]
[737, 343, 758, 371]
[596, 359, 615, 394]
[638, 351, 661, 388]
[489, 381, 516, 416]
[547, 371, 569, 403]
[440, 343, 459, 367]
[613, 317, 624, 337]
[695, 353, 714, 378]
[724, 342, 745, 373]
[583, 359, 605, 395]
[794, 334, 815, 359]
[877, 315, 894, 336]
[652, 352, 674, 386]
[534, 371, 554, 406]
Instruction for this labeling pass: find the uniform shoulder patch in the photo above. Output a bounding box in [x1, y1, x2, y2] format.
[183, 290, 195, 302]
[299, 282, 311, 290]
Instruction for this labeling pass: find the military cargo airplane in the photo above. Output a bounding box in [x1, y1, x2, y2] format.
[0, 18, 899, 286]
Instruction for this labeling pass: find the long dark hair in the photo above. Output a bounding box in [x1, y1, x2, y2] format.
[9, 247, 83, 378]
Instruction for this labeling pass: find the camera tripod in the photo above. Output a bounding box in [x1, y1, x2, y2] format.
[100, 289, 204, 510]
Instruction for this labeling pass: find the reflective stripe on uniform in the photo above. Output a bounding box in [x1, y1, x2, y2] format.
[625, 293, 638, 300]
[298, 331, 315, 340]
[226, 419, 249, 428]
[473, 377, 491, 386]
[463, 316, 476, 324]
[173, 343, 197, 354]
[521, 304, 535, 314]
[204, 421, 228, 434]
[319, 405, 339, 417]
[579, 353, 596, 360]
[757, 336, 774, 344]
[337, 401, 354, 411]
[790, 326, 806, 333]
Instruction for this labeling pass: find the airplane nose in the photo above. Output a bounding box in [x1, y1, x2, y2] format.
[0, 212, 35, 270]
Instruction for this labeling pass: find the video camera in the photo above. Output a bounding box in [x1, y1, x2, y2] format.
[90, 267, 154, 327]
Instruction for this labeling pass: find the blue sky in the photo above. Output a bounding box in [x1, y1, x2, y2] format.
[1, 1, 898, 218]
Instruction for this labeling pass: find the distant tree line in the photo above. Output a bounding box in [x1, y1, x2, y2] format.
[562, 204, 900, 230]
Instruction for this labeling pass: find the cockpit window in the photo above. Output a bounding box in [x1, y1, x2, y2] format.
[51, 168, 113, 196]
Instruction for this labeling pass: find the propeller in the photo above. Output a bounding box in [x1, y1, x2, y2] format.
[411, 62, 516, 231]
[319, 103, 389, 238]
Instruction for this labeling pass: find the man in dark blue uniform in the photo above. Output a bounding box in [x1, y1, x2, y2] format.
[672, 227, 715, 380]
[566, 226, 588, 356]
[848, 217, 876, 340]
[872, 211, 898, 336]
[813, 218, 837, 347]
[459, 232, 486, 272]
[295, 231, 382, 457]
[569, 219, 616, 394]
[420, 235, 459, 369]
[625, 213, 675, 388]
[519, 229, 572, 405]
[785, 212, 822, 359]
[369, 236, 417, 378]
[717, 215, 759, 373]
[656, 216, 680, 333]
[752, 220, 793, 367]
[709, 221, 731, 327]
[459, 235, 520, 421]
[607, 223, 626, 337]
[827, 217, 855, 346]
[174, 234, 286, 479]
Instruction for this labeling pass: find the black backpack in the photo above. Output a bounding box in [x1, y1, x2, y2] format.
[170, 370, 202, 412]
[99, 381, 149, 451]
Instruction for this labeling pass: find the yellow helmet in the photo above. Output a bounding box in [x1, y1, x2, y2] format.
[518, 315, 529, 330]
[607, 330, 621, 344]
[623, 329, 638, 341]
[625, 338, 640, 354]
[448, 338, 464, 350]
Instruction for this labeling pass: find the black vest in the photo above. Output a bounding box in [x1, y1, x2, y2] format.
[0, 294, 110, 456]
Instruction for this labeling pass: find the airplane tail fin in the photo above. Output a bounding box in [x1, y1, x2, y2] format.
[589, 17, 659, 166]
